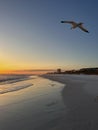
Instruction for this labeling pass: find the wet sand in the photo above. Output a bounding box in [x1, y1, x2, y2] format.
[0, 76, 65, 130]
[43, 74, 98, 130]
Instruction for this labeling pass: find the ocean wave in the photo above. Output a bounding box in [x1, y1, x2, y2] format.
[0, 83, 33, 94]
[0, 75, 35, 94]
[0, 74, 32, 85]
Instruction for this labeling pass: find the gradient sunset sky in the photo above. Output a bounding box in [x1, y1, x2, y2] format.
[0, 0, 98, 72]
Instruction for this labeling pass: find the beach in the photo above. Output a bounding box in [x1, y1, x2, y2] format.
[0, 76, 65, 130]
[1, 74, 98, 130]
[43, 74, 98, 129]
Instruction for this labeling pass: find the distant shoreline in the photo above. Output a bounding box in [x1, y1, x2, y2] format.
[48, 67, 98, 75]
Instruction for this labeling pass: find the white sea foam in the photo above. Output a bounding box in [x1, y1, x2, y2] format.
[0, 74, 33, 84]
[0, 74, 34, 94]
[0, 83, 33, 94]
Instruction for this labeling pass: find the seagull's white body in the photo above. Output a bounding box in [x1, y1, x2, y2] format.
[61, 21, 89, 33]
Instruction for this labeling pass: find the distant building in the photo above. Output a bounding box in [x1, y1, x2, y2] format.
[57, 68, 61, 74]
[79, 68, 98, 74]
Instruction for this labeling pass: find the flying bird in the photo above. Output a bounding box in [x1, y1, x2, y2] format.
[61, 21, 89, 33]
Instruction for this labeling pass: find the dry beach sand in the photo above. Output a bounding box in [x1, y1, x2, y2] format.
[43, 74, 98, 130]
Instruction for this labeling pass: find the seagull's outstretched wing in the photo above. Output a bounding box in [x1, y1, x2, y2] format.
[61, 20, 89, 33]
[78, 24, 89, 33]
[61, 21, 77, 26]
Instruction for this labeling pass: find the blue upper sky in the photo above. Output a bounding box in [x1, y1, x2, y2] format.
[0, 0, 98, 71]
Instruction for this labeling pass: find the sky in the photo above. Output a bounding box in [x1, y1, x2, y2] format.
[0, 0, 98, 73]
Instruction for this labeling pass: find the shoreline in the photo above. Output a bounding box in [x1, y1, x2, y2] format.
[42, 74, 98, 129]
[0, 76, 65, 130]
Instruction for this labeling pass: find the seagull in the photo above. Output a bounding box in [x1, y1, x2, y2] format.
[61, 21, 89, 33]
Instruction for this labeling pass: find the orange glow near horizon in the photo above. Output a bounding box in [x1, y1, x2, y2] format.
[0, 63, 54, 74]
[0, 56, 81, 74]
[0, 59, 55, 74]
[0, 69, 54, 74]
[0, 60, 55, 74]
